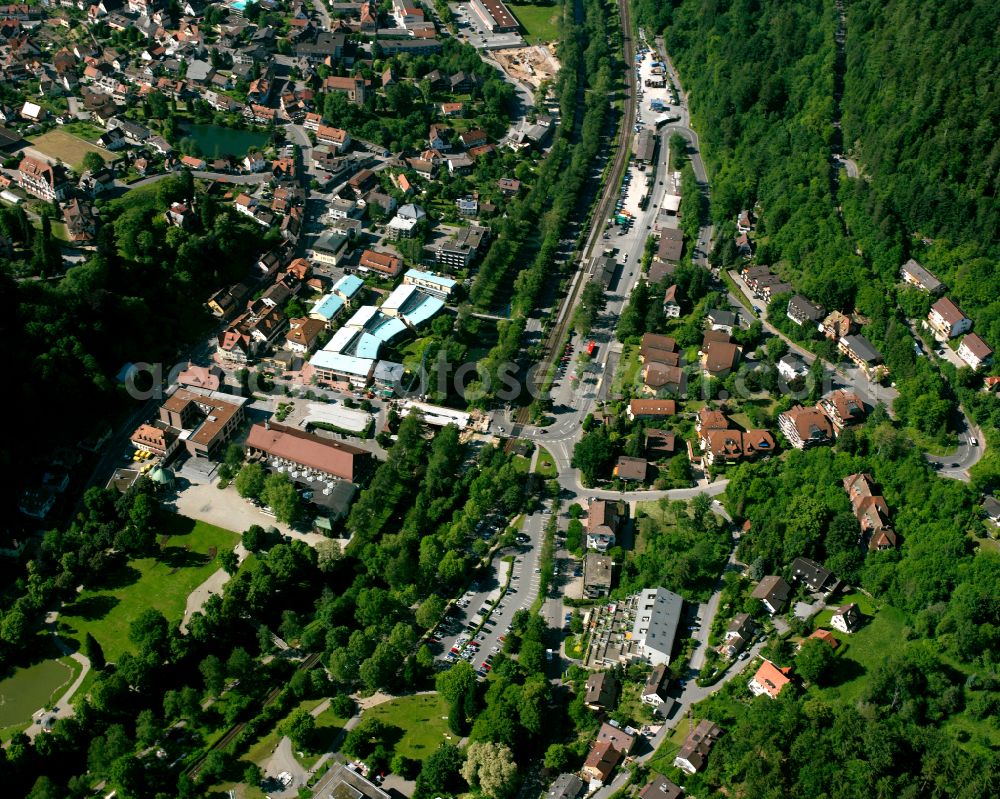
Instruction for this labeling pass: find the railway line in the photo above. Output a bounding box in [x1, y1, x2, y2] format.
[185, 651, 323, 779]
[511, 0, 637, 429]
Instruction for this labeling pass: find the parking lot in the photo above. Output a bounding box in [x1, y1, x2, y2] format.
[429, 502, 554, 677]
[449, 3, 525, 50]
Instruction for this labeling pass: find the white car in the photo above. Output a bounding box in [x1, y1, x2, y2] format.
[970, 437, 979, 446]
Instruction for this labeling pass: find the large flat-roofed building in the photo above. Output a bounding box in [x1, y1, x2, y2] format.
[403, 268, 457, 298]
[158, 387, 248, 458]
[631, 587, 683, 666]
[311, 763, 391, 799]
[245, 422, 372, 482]
[470, 0, 520, 32]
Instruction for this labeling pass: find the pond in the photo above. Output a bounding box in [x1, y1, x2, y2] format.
[0, 658, 74, 729]
[180, 123, 270, 159]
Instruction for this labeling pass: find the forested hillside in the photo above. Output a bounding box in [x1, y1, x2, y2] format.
[842, 0, 1000, 352]
[635, 1, 1000, 795]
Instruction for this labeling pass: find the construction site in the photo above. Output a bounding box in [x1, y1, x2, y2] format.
[492, 44, 561, 89]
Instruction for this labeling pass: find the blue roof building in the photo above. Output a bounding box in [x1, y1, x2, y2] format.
[333, 274, 364, 301]
[310, 293, 346, 323]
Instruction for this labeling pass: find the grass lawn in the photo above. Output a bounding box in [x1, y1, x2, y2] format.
[645, 716, 691, 776]
[514, 4, 563, 43]
[57, 516, 239, 662]
[29, 129, 120, 171]
[810, 599, 906, 706]
[364, 693, 454, 761]
[534, 446, 557, 478]
[49, 221, 70, 242]
[611, 343, 640, 397]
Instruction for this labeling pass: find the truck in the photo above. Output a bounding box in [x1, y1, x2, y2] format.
[655, 114, 680, 129]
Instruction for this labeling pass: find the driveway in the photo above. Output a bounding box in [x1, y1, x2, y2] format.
[179, 543, 249, 633]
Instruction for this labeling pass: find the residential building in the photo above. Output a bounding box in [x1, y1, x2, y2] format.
[645, 429, 678, 460]
[631, 587, 683, 666]
[701, 340, 741, 378]
[627, 399, 676, 420]
[786, 294, 825, 326]
[831, 603, 862, 634]
[359, 249, 403, 278]
[983, 496, 1000, 526]
[819, 390, 866, 431]
[843, 472, 898, 551]
[17, 156, 68, 200]
[957, 333, 993, 371]
[778, 405, 834, 449]
[596, 721, 638, 755]
[750, 575, 791, 615]
[546, 774, 583, 799]
[639, 774, 682, 799]
[719, 613, 754, 659]
[158, 387, 247, 458]
[587, 498, 625, 552]
[707, 308, 737, 333]
[736, 210, 754, 233]
[701, 428, 775, 466]
[838, 334, 885, 377]
[663, 284, 681, 318]
[584, 672, 619, 711]
[777, 354, 809, 381]
[822, 310, 854, 340]
[615, 456, 648, 482]
[928, 296, 972, 339]
[790, 557, 836, 593]
[245, 422, 372, 482]
[748, 659, 791, 699]
[899, 258, 943, 293]
[673, 719, 722, 774]
[639, 332, 678, 362]
[285, 317, 326, 354]
[641, 664, 670, 708]
[807, 629, 840, 649]
[582, 740, 621, 783]
[696, 407, 729, 433]
[642, 362, 685, 393]
[584, 552, 614, 598]
[207, 283, 250, 318]
[62, 198, 98, 243]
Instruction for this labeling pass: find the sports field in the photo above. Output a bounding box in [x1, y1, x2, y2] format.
[28, 129, 119, 171]
[515, 4, 562, 43]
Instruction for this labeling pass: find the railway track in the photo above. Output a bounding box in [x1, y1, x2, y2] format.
[185, 651, 323, 779]
[510, 0, 637, 431]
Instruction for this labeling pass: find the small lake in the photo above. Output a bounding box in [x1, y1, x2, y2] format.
[0, 659, 74, 728]
[180, 123, 269, 159]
